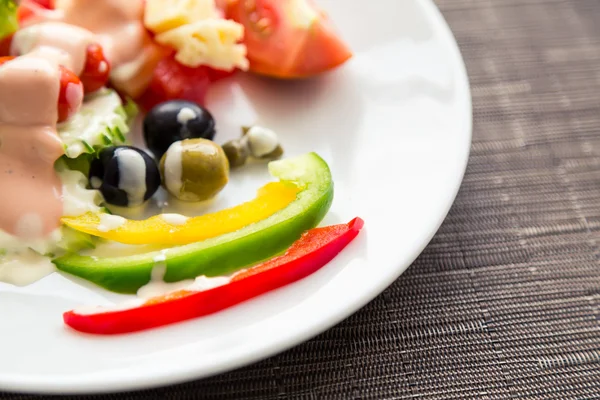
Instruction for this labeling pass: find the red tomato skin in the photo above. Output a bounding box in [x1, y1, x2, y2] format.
[30, 0, 54, 8]
[17, 0, 52, 25]
[17, 2, 36, 23]
[80, 43, 111, 94]
[57, 66, 83, 122]
[0, 56, 16, 66]
[135, 56, 235, 111]
[0, 36, 13, 57]
[225, 0, 352, 79]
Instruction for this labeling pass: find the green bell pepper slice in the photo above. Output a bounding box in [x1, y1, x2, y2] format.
[54, 152, 334, 294]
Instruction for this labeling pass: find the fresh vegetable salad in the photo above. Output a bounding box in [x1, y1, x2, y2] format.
[0, 0, 361, 334]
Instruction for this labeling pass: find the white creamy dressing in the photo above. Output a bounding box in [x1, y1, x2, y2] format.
[60, 168, 101, 216]
[65, 82, 84, 112]
[160, 213, 189, 226]
[246, 126, 279, 157]
[176, 107, 197, 125]
[137, 269, 230, 301]
[136, 253, 231, 302]
[116, 148, 147, 206]
[98, 61, 108, 74]
[73, 298, 146, 316]
[0, 228, 62, 257]
[153, 253, 167, 263]
[64, 142, 84, 159]
[0, 249, 57, 286]
[80, 241, 169, 258]
[75, 273, 231, 315]
[90, 176, 102, 189]
[187, 275, 231, 292]
[137, 264, 194, 300]
[163, 141, 184, 196]
[97, 214, 127, 232]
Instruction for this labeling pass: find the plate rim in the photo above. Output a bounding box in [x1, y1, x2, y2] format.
[0, 0, 472, 394]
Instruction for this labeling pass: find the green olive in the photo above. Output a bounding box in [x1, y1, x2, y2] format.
[160, 138, 229, 202]
[222, 140, 249, 168]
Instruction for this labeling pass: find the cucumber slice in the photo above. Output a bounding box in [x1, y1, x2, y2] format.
[43, 164, 101, 255]
[60, 153, 94, 176]
[58, 89, 131, 159]
[55, 227, 96, 254]
[24, 226, 96, 258]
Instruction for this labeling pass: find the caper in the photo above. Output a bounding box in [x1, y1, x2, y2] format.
[241, 126, 252, 135]
[160, 139, 229, 202]
[222, 140, 249, 168]
[257, 144, 284, 160]
[223, 125, 283, 168]
[244, 126, 280, 158]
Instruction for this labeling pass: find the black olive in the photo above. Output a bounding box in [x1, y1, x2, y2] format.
[143, 100, 216, 160]
[89, 146, 161, 207]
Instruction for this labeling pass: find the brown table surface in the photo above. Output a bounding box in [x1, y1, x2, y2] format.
[4, 0, 600, 398]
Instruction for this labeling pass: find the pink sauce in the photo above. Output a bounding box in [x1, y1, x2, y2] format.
[11, 22, 94, 75]
[0, 56, 64, 239]
[57, 0, 146, 68]
[49, 0, 164, 97]
[0, 0, 150, 239]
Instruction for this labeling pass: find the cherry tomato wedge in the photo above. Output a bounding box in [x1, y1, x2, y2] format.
[135, 56, 235, 111]
[0, 56, 82, 122]
[57, 65, 84, 122]
[80, 43, 110, 94]
[29, 0, 54, 8]
[0, 56, 15, 65]
[0, 35, 12, 57]
[17, 0, 55, 26]
[6, 28, 109, 93]
[224, 0, 352, 79]
[17, 2, 36, 24]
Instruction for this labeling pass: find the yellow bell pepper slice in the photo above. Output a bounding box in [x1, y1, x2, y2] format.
[62, 182, 299, 245]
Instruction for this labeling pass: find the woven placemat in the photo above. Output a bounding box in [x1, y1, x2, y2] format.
[4, 0, 600, 398]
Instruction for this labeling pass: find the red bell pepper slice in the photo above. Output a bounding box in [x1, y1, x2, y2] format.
[63, 217, 364, 335]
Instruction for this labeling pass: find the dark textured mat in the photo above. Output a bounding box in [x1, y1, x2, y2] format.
[4, 0, 600, 398]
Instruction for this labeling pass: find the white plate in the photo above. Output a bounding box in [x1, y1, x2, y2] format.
[0, 0, 471, 394]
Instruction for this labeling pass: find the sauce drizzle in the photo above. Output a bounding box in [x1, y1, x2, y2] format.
[0, 0, 151, 239]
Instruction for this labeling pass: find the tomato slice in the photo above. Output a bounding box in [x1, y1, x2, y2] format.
[0, 56, 15, 65]
[30, 0, 54, 8]
[135, 56, 235, 111]
[17, 0, 56, 26]
[57, 65, 83, 122]
[0, 35, 12, 57]
[225, 0, 352, 79]
[80, 43, 110, 94]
